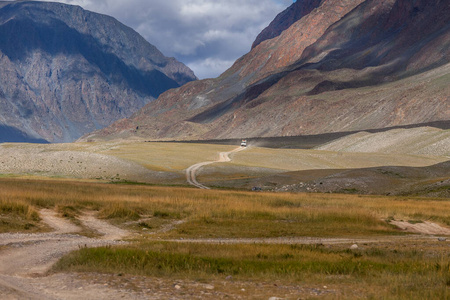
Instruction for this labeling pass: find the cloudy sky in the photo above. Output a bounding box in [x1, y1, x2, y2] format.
[37, 0, 293, 79]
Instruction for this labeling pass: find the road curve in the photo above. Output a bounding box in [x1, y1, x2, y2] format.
[0, 209, 130, 299]
[186, 146, 245, 189]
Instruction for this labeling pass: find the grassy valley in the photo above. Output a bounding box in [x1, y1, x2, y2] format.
[0, 0, 448, 298]
[0, 126, 448, 298]
[0, 178, 450, 298]
[0, 127, 448, 195]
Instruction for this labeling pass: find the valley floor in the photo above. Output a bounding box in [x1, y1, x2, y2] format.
[0, 126, 448, 298]
[0, 126, 448, 197]
[1, 200, 450, 299]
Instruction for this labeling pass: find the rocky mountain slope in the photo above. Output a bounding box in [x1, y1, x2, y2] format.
[85, 0, 449, 142]
[0, 1, 196, 143]
[251, 0, 324, 49]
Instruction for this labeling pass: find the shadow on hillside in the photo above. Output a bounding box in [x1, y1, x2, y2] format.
[155, 120, 450, 149]
[218, 161, 450, 198]
[0, 125, 48, 143]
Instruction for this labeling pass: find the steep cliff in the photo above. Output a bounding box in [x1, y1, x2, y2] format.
[0, 1, 196, 142]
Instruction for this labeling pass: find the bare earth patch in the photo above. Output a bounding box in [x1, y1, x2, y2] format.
[40, 209, 81, 234]
[0, 143, 172, 183]
[0, 209, 130, 299]
[390, 220, 450, 235]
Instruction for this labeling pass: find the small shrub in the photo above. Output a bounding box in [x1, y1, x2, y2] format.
[153, 211, 170, 218]
[138, 222, 153, 229]
[58, 205, 79, 219]
[268, 199, 301, 208]
[408, 220, 424, 224]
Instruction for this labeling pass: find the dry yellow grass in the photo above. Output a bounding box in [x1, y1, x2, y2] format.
[228, 147, 448, 171]
[2, 140, 446, 186]
[1, 178, 449, 237]
[95, 142, 237, 172]
[0, 198, 41, 232]
[2, 178, 450, 299]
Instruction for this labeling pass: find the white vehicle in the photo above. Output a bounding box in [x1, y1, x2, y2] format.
[240, 139, 247, 147]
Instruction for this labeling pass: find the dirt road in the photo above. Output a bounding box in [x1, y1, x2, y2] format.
[1, 208, 449, 299]
[0, 209, 132, 299]
[186, 146, 245, 189]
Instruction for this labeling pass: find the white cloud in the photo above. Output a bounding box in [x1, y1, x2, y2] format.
[38, 0, 292, 79]
[187, 58, 237, 81]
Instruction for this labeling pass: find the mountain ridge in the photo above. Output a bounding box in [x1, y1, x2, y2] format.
[0, 1, 196, 143]
[252, 0, 324, 49]
[80, 0, 449, 142]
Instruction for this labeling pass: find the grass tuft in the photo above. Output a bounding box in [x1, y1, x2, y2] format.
[0, 199, 41, 232]
[99, 204, 140, 220]
[0, 200, 40, 221]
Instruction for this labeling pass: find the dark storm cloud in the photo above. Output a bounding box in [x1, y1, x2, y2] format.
[39, 0, 292, 78]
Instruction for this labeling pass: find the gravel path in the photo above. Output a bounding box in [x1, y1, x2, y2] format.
[163, 234, 446, 246]
[1, 209, 449, 299]
[0, 209, 130, 299]
[186, 146, 245, 189]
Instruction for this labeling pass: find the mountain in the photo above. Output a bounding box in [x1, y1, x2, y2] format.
[84, 0, 449, 142]
[0, 1, 196, 143]
[252, 0, 324, 49]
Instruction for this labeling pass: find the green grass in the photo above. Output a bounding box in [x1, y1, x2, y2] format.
[53, 242, 448, 278]
[53, 241, 450, 299]
[171, 211, 394, 239]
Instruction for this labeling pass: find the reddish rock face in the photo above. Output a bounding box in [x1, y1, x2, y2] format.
[235, 0, 366, 84]
[252, 0, 324, 49]
[88, 0, 449, 142]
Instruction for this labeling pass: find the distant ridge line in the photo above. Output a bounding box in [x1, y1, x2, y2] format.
[148, 121, 450, 149]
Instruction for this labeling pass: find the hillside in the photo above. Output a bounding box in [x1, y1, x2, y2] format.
[0, 1, 196, 143]
[86, 0, 449, 142]
[317, 127, 450, 156]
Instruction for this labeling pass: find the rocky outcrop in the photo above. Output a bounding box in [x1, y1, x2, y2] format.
[252, 0, 324, 49]
[0, 1, 196, 142]
[86, 0, 449, 142]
